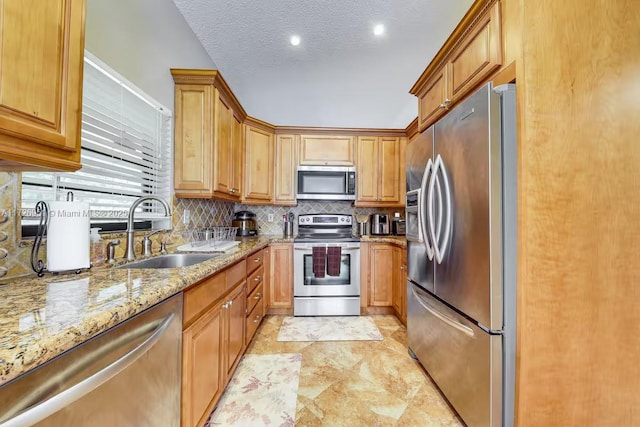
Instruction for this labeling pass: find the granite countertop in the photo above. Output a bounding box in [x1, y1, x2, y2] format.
[360, 235, 407, 247]
[0, 237, 272, 387]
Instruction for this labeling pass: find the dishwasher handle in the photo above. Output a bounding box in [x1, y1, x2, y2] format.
[0, 313, 174, 427]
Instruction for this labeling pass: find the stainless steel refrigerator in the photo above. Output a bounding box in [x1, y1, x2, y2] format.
[405, 83, 516, 427]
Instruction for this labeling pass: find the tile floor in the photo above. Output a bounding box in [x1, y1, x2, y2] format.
[245, 315, 464, 426]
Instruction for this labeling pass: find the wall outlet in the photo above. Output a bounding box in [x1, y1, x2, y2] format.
[183, 209, 190, 225]
[267, 214, 274, 222]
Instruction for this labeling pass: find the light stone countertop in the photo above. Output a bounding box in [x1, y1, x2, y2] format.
[360, 235, 407, 247]
[0, 237, 272, 386]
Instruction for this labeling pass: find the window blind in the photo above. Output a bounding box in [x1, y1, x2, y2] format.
[22, 52, 172, 226]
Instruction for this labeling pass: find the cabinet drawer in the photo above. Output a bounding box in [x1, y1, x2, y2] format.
[247, 265, 264, 294]
[183, 273, 226, 326]
[245, 297, 264, 345]
[247, 283, 264, 315]
[226, 259, 246, 290]
[246, 250, 264, 275]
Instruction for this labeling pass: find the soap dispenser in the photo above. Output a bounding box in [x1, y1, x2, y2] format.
[90, 227, 106, 264]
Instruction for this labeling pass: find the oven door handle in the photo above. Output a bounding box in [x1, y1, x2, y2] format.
[294, 246, 360, 251]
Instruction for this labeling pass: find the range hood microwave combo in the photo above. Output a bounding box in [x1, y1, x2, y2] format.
[296, 165, 356, 201]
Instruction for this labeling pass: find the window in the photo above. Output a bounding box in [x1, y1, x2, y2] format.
[22, 52, 172, 233]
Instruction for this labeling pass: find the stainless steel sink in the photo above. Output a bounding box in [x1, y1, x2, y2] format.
[116, 253, 220, 269]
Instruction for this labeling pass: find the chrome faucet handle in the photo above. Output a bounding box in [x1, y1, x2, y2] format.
[106, 240, 121, 264]
[159, 241, 168, 254]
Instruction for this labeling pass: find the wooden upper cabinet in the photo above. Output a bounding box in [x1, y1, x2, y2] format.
[411, 0, 503, 131]
[448, 1, 502, 102]
[174, 84, 213, 194]
[274, 134, 298, 205]
[232, 114, 243, 198]
[356, 136, 404, 206]
[243, 124, 274, 203]
[356, 136, 379, 203]
[417, 66, 450, 132]
[299, 135, 355, 166]
[171, 69, 246, 200]
[213, 94, 233, 196]
[0, 0, 86, 171]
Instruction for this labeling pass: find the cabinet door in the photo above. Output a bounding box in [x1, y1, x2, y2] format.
[243, 125, 274, 202]
[269, 244, 293, 308]
[369, 244, 394, 306]
[213, 94, 233, 195]
[263, 247, 271, 309]
[173, 84, 213, 195]
[418, 66, 450, 132]
[0, 0, 85, 170]
[224, 284, 246, 378]
[299, 135, 355, 165]
[231, 114, 243, 197]
[392, 246, 407, 324]
[448, 1, 502, 102]
[182, 301, 224, 427]
[274, 134, 298, 205]
[356, 136, 378, 202]
[378, 137, 401, 202]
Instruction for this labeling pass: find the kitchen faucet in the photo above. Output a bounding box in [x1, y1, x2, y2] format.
[124, 196, 171, 261]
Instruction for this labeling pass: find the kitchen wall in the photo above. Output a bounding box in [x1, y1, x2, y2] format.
[85, 0, 216, 108]
[234, 201, 401, 235]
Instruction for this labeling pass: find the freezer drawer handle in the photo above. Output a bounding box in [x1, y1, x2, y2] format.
[411, 286, 473, 336]
[0, 313, 175, 427]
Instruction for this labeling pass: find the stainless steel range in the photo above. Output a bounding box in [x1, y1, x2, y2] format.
[293, 214, 361, 316]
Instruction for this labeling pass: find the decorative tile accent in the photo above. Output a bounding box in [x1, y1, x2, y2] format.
[235, 201, 401, 235]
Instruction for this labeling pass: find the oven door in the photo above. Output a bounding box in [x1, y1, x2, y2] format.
[293, 242, 360, 297]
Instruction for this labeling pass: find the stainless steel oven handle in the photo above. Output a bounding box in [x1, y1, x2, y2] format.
[410, 286, 473, 336]
[294, 246, 360, 251]
[0, 313, 174, 427]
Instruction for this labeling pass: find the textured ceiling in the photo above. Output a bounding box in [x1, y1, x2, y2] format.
[172, 0, 473, 129]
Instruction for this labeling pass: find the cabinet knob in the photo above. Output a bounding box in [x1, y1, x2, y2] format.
[254, 293, 262, 300]
[254, 258, 261, 263]
[439, 103, 446, 109]
[444, 98, 451, 105]
[254, 276, 261, 282]
[228, 300, 233, 306]
[229, 189, 235, 194]
[253, 315, 261, 323]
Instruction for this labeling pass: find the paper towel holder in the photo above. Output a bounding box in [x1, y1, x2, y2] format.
[30, 201, 48, 277]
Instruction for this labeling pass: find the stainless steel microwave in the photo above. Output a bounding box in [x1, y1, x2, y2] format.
[296, 165, 356, 200]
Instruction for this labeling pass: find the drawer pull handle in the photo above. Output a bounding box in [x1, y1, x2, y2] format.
[253, 316, 261, 323]
[254, 276, 260, 282]
[254, 258, 261, 263]
[254, 293, 262, 300]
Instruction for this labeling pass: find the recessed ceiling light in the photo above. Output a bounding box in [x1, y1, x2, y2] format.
[290, 35, 301, 46]
[373, 24, 385, 36]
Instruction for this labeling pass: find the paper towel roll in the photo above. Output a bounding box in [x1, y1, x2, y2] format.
[47, 201, 91, 272]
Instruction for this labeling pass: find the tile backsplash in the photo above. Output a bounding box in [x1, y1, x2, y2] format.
[234, 201, 401, 235]
[0, 170, 401, 281]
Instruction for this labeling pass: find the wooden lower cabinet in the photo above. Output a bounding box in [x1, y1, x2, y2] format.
[368, 244, 395, 307]
[392, 247, 408, 325]
[267, 243, 293, 312]
[181, 300, 225, 427]
[224, 284, 246, 378]
[362, 242, 407, 321]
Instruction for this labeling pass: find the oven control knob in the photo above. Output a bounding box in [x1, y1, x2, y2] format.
[340, 218, 345, 222]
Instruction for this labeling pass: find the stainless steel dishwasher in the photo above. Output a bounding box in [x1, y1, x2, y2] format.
[0, 294, 183, 427]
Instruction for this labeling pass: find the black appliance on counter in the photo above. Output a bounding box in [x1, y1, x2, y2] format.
[232, 211, 258, 237]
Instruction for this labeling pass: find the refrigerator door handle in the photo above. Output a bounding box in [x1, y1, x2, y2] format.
[420, 158, 435, 260]
[439, 156, 453, 262]
[428, 156, 443, 263]
[410, 285, 474, 336]
[429, 155, 452, 264]
[434, 174, 444, 244]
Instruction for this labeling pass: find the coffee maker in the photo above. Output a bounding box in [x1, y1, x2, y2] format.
[232, 211, 258, 237]
[369, 214, 390, 235]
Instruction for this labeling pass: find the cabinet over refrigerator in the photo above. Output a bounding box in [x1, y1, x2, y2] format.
[405, 83, 516, 427]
